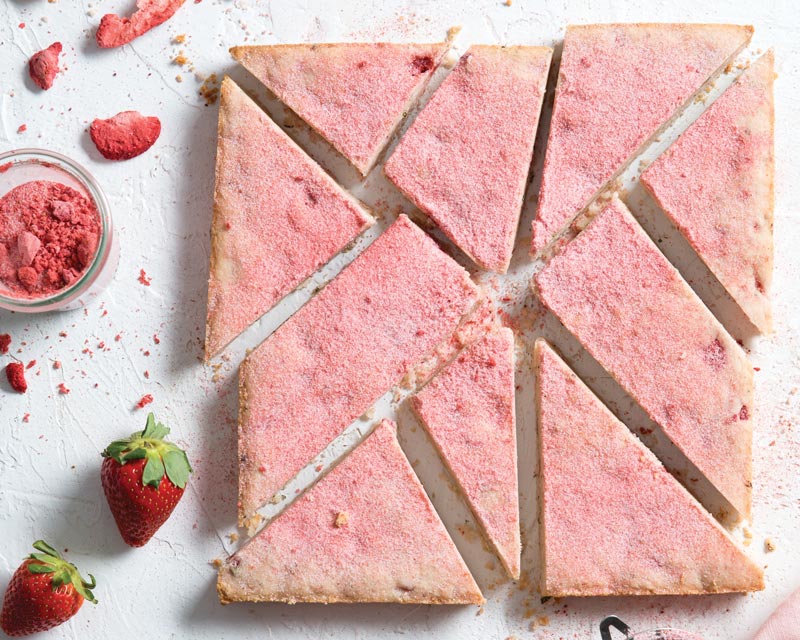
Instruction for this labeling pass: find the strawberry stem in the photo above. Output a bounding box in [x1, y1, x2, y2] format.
[102, 412, 192, 489]
[27, 540, 98, 604]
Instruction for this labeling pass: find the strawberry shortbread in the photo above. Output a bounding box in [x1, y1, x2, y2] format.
[535, 340, 763, 596]
[411, 327, 520, 578]
[218, 419, 483, 604]
[642, 51, 775, 333]
[238, 215, 478, 525]
[531, 23, 753, 255]
[231, 42, 448, 175]
[205, 77, 373, 359]
[385, 45, 552, 272]
[534, 197, 754, 518]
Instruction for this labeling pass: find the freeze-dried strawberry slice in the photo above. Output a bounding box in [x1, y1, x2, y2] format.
[89, 111, 161, 161]
[6, 362, 27, 393]
[96, 0, 186, 48]
[29, 42, 62, 90]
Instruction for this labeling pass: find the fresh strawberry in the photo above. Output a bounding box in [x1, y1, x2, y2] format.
[101, 412, 192, 547]
[0, 541, 96, 637]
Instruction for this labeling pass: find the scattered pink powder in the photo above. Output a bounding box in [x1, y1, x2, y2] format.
[0, 181, 101, 298]
[138, 269, 151, 286]
[22, 413, 30, 423]
[153, 333, 160, 344]
[17, 124, 27, 134]
[26, 359, 36, 369]
[136, 393, 153, 409]
[53, 360, 61, 370]
[57, 382, 70, 394]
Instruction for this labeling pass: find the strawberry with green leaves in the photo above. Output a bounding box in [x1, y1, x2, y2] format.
[101, 412, 192, 547]
[0, 541, 97, 637]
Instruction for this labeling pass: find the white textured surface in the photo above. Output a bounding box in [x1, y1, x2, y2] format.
[0, 1, 798, 639]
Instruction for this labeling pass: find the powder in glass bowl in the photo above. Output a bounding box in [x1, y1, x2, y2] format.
[0, 180, 101, 298]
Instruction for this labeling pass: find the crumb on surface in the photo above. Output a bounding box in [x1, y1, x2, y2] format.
[765, 538, 776, 552]
[334, 511, 349, 528]
[199, 73, 219, 105]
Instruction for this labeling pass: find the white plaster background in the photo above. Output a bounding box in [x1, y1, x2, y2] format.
[0, 0, 799, 638]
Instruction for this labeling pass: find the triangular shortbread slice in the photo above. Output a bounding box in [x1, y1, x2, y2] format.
[535, 340, 764, 596]
[411, 327, 520, 578]
[205, 77, 373, 359]
[218, 419, 484, 605]
[534, 197, 754, 517]
[231, 42, 448, 176]
[642, 51, 774, 333]
[238, 215, 478, 525]
[531, 23, 753, 255]
[385, 45, 552, 272]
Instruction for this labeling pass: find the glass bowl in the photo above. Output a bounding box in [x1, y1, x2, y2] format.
[0, 148, 119, 312]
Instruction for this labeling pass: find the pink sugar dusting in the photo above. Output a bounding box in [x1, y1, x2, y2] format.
[535, 340, 763, 596]
[237, 215, 478, 523]
[219, 420, 483, 604]
[386, 46, 551, 272]
[642, 51, 774, 333]
[411, 327, 520, 578]
[532, 23, 753, 254]
[0, 181, 101, 298]
[535, 197, 754, 517]
[230, 42, 448, 175]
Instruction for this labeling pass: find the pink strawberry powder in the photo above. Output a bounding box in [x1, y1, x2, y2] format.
[0, 180, 101, 298]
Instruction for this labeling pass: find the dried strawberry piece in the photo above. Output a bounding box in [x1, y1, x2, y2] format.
[96, 0, 186, 49]
[0, 334, 10, 354]
[89, 111, 161, 161]
[29, 42, 62, 90]
[6, 362, 27, 393]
